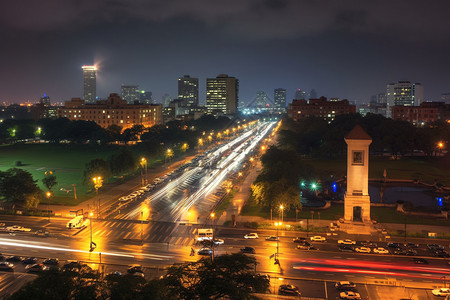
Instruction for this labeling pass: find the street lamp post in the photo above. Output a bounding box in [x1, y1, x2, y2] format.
[89, 212, 96, 252]
[140, 158, 147, 186]
[141, 211, 144, 245]
[92, 176, 103, 220]
[280, 205, 284, 223]
[211, 212, 215, 261]
[46, 191, 52, 222]
[274, 221, 281, 265]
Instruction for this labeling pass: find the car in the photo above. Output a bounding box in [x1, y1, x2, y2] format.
[0, 262, 14, 271]
[22, 257, 38, 264]
[335, 281, 357, 291]
[34, 230, 49, 237]
[360, 241, 377, 247]
[213, 239, 224, 245]
[427, 244, 444, 251]
[310, 236, 326, 242]
[265, 236, 279, 241]
[293, 237, 307, 243]
[244, 233, 259, 239]
[412, 258, 429, 264]
[338, 239, 356, 245]
[432, 287, 450, 297]
[6, 225, 31, 232]
[197, 248, 213, 256]
[354, 247, 371, 253]
[127, 264, 144, 275]
[339, 245, 354, 252]
[395, 249, 417, 256]
[6, 256, 23, 262]
[387, 242, 401, 249]
[240, 247, 255, 254]
[373, 247, 389, 254]
[297, 244, 318, 250]
[339, 291, 361, 299]
[43, 258, 59, 265]
[26, 263, 49, 273]
[278, 284, 301, 296]
[434, 250, 450, 258]
[405, 242, 419, 248]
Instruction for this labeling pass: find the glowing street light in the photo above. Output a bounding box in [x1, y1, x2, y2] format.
[165, 148, 173, 165]
[140, 157, 148, 186]
[211, 212, 216, 261]
[46, 191, 52, 222]
[92, 176, 103, 219]
[280, 205, 284, 223]
[89, 212, 96, 252]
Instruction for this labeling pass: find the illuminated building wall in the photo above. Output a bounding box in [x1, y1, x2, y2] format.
[274, 88, 286, 108]
[287, 97, 356, 123]
[178, 75, 199, 108]
[206, 74, 239, 115]
[386, 81, 423, 118]
[58, 93, 162, 130]
[121, 85, 140, 104]
[82, 66, 96, 103]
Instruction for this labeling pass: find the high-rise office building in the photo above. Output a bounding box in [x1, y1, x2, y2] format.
[40, 94, 51, 106]
[294, 89, 307, 100]
[255, 91, 269, 107]
[206, 74, 239, 115]
[139, 90, 152, 104]
[82, 66, 96, 103]
[162, 94, 172, 107]
[274, 88, 286, 108]
[178, 75, 199, 107]
[121, 85, 140, 104]
[386, 81, 423, 117]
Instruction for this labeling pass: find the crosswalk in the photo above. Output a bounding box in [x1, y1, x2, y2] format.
[0, 273, 35, 298]
[75, 220, 198, 246]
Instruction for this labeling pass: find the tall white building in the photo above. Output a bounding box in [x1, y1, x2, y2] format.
[121, 85, 140, 104]
[82, 66, 96, 103]
[178, 75, 199, 108]
[274, 88, 286, 108]
[386, 81, 423, 118]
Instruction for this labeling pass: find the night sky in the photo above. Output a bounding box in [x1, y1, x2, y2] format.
[1, 0, 450, 105]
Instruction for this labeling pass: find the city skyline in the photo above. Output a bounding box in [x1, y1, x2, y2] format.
[1, 1, 450, 104]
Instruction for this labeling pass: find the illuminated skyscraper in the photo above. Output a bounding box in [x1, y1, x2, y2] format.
[206, 74, 239, 115]
[386, 81, 423, 117]
[178, 75, 199, 107]
[82, 66, 96, 103]
[274, 88, 286, 108]
[139, 90, 153, 104]
[121, 85, 140, 104]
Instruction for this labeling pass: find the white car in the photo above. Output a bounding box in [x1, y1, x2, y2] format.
[213, 239, 224, 245]
[373, 247, 389, 254]
[338, 239, 356, 245]
[310, 236, 326, 242]
[6, 225, 31, 232]
[244, 233, 259, 239]
[354, 247, 371, 253]
[432, 288, 450, 297]
[339, 291, 361, 299]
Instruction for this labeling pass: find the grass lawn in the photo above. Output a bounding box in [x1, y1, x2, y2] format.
[303, 155, 450, 186]
[0, 143, 119, 205]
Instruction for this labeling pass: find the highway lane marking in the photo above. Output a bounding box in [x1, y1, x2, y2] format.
[323, 281, 328, 299]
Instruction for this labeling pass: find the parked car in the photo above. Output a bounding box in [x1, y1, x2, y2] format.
[6, 225, 31, 232]
[244, 233, 259, 239]
[432, 287, 450, 297]
[127, 265, 144, 275]
[434, 250, 450, 258]
[405, 242, 419, 248]
[265, 236, 279, 241]
[22, 257, 38, 264]
[213, 239, 224, 245]
[297, 244, 318, 250]
[387, 242, 402, 249]
[354, 247, 371, 253]
[339, 245, 354, 252]
[310, 236, 326, 242]
[338, 239, 356, 245]
[34, 230, 49, 237]
[427, 244, 444, 251]
[339, 291, 361, 299]
[412, 258, 429, 264]
[335, 281, 357, 291]
[373, 247, 389, 254]
[278, 284, 300, 296]
[6, 256, 23, 262]
[360, 241, 377, 247]
[293, 237, 307, 243]
[26, 264, 49, 273]
[197, 248, 213, 256]
[43, 258, 59, 265]
[240, 247, 255, 254]
[0, 262, 14, 271]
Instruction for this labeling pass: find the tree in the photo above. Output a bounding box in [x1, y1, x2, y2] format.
[82, 159, 111, 185]
[109, 148, 136, 175]
[0, 168, 41, 209]
[42, 173, 57, 192]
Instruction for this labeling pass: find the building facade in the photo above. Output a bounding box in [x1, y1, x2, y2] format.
[121, 85, 140, 104]
[139, 90, 152, 104]
[274, 88, 287, 108]
[58, 93, 162, 130]
[178, 75, 199, 108]
[206, 74, 239, 115]
[386, 81, 423, 117]
[287, 97, 356, 123]
[391, 102, 449, 125]
[82, 66, 96, 103]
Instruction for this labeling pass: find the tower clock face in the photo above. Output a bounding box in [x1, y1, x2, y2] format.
[352, 150, 364, 165]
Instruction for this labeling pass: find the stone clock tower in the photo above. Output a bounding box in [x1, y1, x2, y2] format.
[344, 125, 372, 222]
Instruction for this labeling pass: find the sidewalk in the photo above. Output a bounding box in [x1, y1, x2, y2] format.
[37, 154, 197, 218]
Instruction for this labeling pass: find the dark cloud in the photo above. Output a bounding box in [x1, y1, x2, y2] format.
[1, 0, 450, 43]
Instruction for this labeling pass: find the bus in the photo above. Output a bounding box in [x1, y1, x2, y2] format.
[66, 216, 84, 229]
[196, 228, 213, 241]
